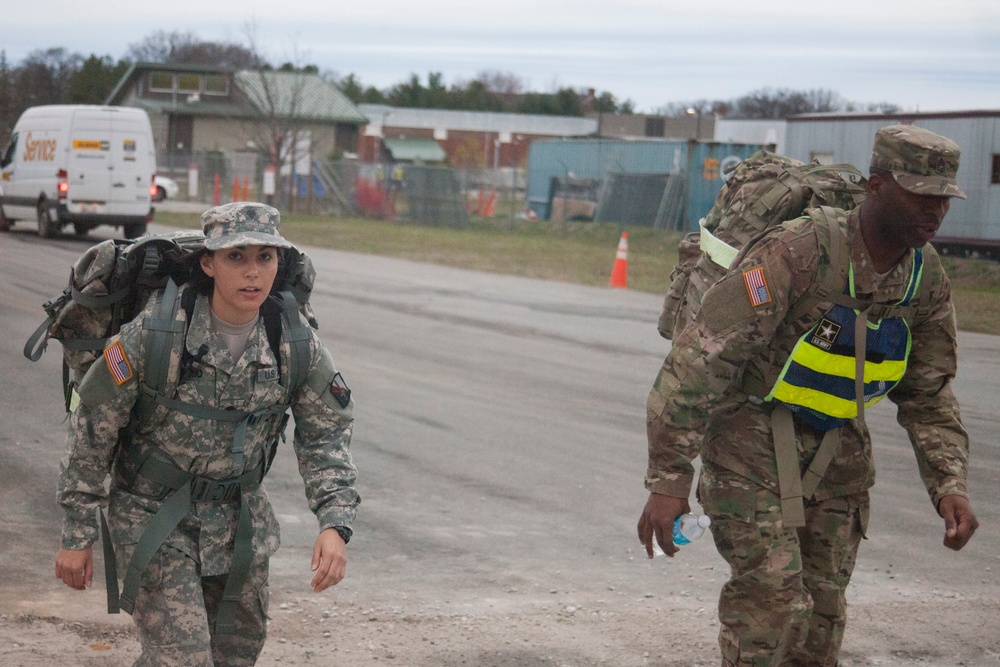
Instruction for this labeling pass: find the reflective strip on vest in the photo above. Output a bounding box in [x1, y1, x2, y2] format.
[766, 250, 922, 431]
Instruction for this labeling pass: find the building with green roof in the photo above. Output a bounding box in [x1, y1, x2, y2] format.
[106, 62, 367, 182]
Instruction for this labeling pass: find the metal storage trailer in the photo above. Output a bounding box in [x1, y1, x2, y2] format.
[525, 138, 766, 230]
[785, 111, 1000, 247]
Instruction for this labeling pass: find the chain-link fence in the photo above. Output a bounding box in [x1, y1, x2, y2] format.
[158, 154, 528, 228]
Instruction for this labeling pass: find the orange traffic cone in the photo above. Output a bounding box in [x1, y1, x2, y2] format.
[609, 231, 628, 288]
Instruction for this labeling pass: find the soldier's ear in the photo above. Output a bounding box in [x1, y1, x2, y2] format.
[867, 172, 886, 199]
[200, 253, 216, 277]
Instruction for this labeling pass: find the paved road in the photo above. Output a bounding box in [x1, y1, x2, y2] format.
[1, 221, 998, 664]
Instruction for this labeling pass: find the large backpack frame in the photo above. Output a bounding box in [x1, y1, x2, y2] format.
[657, 150, 868, 341]
[24, 230, 318, 412]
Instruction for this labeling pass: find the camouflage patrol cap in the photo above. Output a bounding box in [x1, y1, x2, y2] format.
[870, 125, 966, 199]
[201, 202, 292, 251]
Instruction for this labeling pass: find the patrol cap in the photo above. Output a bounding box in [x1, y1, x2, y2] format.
[870, 125, 966, 199]
[201, 202, 292, 251]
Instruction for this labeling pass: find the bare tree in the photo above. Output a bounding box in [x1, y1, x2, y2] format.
[731, 87, 845, 118]
[127, 30, 263, 68]
[474, 70, 526, 97]
[127, 31, 199, 63]
[236, 23, 315, 212]
[14, 48, 82, 108]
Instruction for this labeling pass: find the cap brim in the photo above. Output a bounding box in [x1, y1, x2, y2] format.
[893, 172, 967, 199]
[204, 232, 293, 250]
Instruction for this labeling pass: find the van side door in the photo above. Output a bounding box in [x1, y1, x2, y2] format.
[67, 110, 113, 211]
[108, 113, 153, 214]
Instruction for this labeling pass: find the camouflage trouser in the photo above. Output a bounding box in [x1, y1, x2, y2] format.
[698, 460, 869, 667]
[129, 544, 270, 667]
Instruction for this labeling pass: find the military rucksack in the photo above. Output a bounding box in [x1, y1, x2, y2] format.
[657, 150, 868, 341]
[24, 230, 319, 412]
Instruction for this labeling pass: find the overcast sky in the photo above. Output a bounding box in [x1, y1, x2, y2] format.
[6, 0, 1000, 114]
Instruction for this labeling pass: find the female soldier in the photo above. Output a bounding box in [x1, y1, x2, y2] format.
[54, 202, 359, 666]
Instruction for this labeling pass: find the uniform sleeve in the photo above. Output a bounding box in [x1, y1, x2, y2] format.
[889, 264, 969, 507]
[57, 326, 142, 550]
[645, 227, 819, 497]
[290, 335, 360, 533]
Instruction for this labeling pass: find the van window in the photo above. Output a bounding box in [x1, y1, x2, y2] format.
[0, 133, 17, 168]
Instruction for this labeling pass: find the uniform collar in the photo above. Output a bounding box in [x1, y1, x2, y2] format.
[185, 294, 279, 373]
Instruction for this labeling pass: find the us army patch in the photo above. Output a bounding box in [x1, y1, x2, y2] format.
[329, 372, 351, 408]
[104, 340, 133, 386]
[810, 318, 842, 350]
[743, 267, 772, 307]
[258, 367, 279, 383]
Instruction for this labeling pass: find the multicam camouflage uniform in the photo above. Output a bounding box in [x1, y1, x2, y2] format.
[58, 203, 359, 666]
[646, 207, 970, 665]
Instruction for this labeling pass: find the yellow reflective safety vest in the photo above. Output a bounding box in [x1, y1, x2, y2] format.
[765, 248, 924, 431]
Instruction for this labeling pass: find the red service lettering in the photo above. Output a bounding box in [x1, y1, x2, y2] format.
[22, 132, 58, 162]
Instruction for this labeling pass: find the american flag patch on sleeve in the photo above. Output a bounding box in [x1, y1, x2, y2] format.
[743, 267, 772, 307]
[104, 340, 134, 386]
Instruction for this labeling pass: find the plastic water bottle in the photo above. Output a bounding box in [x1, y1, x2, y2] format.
[651, 513, 712, 556]
[672, 513, 711, 545]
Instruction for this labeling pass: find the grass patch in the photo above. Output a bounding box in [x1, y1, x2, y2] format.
[156, 211, 1000, 335]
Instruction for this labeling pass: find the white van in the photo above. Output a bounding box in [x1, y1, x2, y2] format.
[0, 105, 156, 238]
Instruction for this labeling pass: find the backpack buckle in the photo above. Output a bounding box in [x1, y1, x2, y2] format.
[190, 476, 242, 502]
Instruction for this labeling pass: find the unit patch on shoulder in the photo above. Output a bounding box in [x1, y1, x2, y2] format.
[329, 372, 351, 408]
[104, 340, 133, 386]
[743, 267, 772, 307]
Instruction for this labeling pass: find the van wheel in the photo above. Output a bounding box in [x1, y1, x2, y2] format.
[123, 222, 146, 239]
[37, 203, 59, 238]
[73, 222, 92, 236]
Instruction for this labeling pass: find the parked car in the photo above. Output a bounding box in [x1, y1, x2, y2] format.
[153, 175, 179, 202]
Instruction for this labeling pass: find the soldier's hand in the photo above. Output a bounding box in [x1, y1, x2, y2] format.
[55, 547, 93, 590]
[637, 493, 690, 559]
[310, 528, 347, 593]
[938, 494, 978, 551]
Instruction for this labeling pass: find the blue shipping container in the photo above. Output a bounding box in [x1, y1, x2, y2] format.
[525, 138, 767, 230]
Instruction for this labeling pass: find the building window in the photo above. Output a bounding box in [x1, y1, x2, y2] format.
[177, 73, 200, 93]
[149, 71, 173, 92]
[992, 155, 1000, 185]
[204, 74, 229, 95]
[147, 71, 229, 96]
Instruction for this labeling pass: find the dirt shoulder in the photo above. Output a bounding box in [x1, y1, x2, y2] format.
[3, 591, 999, 667]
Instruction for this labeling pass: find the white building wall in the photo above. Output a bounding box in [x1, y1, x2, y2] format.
[713, 119, 787, 155]
[786, 113, 1000, 241]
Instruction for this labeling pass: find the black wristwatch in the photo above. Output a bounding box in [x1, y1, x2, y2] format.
[332, 526, 352, 544]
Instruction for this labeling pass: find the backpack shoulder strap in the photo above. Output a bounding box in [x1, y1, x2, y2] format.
[135, 278, 186, 420]
[272, 291, 313, 394]
[784, 205, 853, 325]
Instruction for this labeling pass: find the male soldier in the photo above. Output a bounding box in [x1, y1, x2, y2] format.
[636, 125, 979, 666]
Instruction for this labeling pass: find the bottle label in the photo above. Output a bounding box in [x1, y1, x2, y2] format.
[672, 522, 692, 545]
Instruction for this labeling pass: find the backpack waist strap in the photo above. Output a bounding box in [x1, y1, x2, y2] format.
[771, 403, 841, 528]
[108, 450, 264, 635]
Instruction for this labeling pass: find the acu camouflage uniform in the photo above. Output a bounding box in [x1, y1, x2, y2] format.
[647, 131, 970, 665]
[58, 203, 359, 666]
